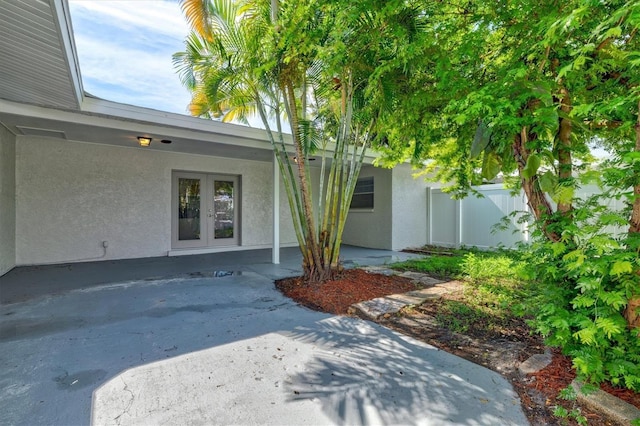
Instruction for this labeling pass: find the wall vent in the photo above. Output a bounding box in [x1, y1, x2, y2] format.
[16, 126, 67, 139]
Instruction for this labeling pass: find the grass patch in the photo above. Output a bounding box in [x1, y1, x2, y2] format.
[434, 299, 488, 333]
[393, 247, 532, 331]
[392, 252, 465, 279]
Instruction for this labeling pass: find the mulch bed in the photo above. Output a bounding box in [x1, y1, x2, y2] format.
[275, 268, 418, 315]
[275, 268, 640, 425]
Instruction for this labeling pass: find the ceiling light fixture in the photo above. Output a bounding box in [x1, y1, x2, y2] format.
[292, 156, 316, 163]
[137, 136, 152, 147]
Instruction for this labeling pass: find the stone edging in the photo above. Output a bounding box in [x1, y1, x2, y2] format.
[571, 380, 640, 425]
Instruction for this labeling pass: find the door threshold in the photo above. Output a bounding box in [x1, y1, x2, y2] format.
[168, 245, 268, 257]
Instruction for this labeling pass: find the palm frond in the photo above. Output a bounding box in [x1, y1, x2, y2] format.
[180, 0, 211, 38]
[297, 118, 323, 156]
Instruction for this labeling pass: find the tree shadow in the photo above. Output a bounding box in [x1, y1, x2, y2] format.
[284, 317, 526, 425]
[1, 270, 525, 425]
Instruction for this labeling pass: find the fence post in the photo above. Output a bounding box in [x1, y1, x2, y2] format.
[426, 187, 433, 246]
[456, 198, 463, 248]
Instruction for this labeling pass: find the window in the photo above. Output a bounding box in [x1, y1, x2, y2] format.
[350, 176, 374, 209]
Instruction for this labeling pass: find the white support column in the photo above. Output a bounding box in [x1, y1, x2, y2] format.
[272, 153, 280, 264]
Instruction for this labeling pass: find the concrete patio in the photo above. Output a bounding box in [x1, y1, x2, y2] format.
[0, 246, 529, 425]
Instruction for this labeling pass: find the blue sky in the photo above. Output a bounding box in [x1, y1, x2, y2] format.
[69, 0, 192, 115]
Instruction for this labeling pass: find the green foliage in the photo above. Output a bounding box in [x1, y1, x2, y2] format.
[434, 300, 486, 333]
[393, 248, 525, 283]
[462, 252, 525, 283]
[525, 191, 640, 392]
[394, 248, 530, 331]
[392, 254, 464, 280]
[521, 154, 541, 180]
[460, 251, 533, 319]
[376, 0, 640, 220]
[553, 386, 588, 426]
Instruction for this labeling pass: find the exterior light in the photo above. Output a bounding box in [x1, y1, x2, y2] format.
[292, 156, 316, 163]
[137, 136, 152, 147]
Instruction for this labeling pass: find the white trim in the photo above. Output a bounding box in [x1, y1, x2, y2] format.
[168, 242, 298, 257]
[52, 0, 84, 108]
[81, 97, 277, 142]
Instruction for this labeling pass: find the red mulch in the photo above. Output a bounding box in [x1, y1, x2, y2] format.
[275, 268, 418, 315]
[275, 268, 640, 424]
[529, 350, 640, 411]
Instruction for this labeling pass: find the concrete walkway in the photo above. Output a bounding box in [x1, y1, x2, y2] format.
[0, 247, 529, 425]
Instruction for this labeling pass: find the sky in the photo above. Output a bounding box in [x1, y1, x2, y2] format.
[68, 0, 193, 115]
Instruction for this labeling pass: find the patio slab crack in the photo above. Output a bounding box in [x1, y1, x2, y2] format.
[113, 377, 135, 426]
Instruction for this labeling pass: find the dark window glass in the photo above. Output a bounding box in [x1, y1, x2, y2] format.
[350, 177, 374, 209]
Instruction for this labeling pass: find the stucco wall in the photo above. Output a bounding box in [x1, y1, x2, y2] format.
[391, 164, 428, 250]
[15, 136, 296, 265]
[342, 165, 393, 249]
[0, 125, 16, 275]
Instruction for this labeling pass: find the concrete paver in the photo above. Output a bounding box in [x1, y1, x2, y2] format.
[517, 350, 552, 375]
[349, 280, 463, 320]
[0, 247, 529, 425]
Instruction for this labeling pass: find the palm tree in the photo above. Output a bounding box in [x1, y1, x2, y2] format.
[174, 0, 421, 283]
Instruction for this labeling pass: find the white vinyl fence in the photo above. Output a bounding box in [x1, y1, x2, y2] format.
[427, 184, 627, 249]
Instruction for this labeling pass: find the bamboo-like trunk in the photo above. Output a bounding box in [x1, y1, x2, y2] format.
[283, 81, 327, 282]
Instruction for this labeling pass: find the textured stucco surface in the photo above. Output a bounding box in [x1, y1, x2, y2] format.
[391, 164, 428, 251]
[15, 136, 296, 266]
[0, 125, 16, 275]
[342, 165, 392, 250]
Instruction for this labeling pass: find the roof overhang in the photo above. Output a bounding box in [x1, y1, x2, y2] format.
[0, 0, 379, 164]
[0, 0, 83, 110]
[0, 0, 281, 160]
[0, 98, 280, 161]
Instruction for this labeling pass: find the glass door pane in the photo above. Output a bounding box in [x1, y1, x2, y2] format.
[213, 180, 234, 239]
[178, 178, 201, 241]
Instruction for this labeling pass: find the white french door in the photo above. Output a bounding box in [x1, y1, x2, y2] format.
[172, 172, 240, 249]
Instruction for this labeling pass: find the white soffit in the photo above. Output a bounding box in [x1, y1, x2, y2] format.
[0, 0, 82, 109]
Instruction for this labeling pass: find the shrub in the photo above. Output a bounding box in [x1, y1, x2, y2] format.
[525, 196, 640, 391]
